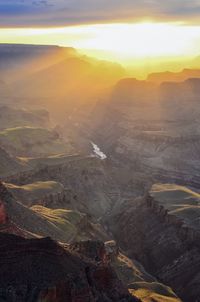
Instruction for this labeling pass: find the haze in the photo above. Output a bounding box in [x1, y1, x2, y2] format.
[1, 22, 200, 63]
[1, 2, 200, 302]
[1, 0, 200, 76]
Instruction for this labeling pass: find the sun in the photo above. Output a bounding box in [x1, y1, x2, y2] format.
[0, 22, 200, 63]
[71, 22, 200, 59]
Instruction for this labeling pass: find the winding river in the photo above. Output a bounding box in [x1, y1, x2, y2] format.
[91, 142, 107, 160]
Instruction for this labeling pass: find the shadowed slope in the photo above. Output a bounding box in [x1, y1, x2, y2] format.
[0, 234, 139, 301]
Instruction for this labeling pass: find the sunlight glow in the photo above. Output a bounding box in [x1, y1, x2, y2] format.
[1, 22, 200, 62]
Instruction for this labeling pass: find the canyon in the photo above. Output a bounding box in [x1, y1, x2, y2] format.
[0, 44, 200, 301]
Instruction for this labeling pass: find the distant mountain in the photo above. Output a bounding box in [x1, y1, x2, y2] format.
[147, 68, 200, 84]
[111, 78, 157, 104]
[0, 44, 125, 121]
[9, 56, 125, 105]
[160, 78, 200, 108]
[0, 44, 76, 83]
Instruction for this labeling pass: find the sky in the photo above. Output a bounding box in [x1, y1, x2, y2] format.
[0, 0, 200, 26]
[0, 0, 200, 64]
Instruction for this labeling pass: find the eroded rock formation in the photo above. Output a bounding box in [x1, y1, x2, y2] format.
[0, 233, 139, 302]
[109, 194, 200, 301]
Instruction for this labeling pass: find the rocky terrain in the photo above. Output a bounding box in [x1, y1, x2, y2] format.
[0, 146, 24, 177]
[0, 126, 75, 157]
[56, 73, 200, 301]
[1, 44, 200, 301]
[5, 180, 65, 206]
[70, 77, 200, 197]
[0, 105, 50, 129]
[0, 233, 139, 302]
[150, 183, 200, 230]
[0, 177, 182, 301]
[0, 105, 76, 178]
[5, 156, 119, 218]
[109, 188, 200, 302]
[0, 181, 109, 242]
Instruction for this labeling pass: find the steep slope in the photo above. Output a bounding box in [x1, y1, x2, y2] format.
[104, 241, 181, 302]
[2, 177, 182, 301]
[130, 282, 182, 302]
[5, 156, 119, 218]
[0, 181, 108, 242]
[0, 234, 139, 301]
[109, 190, 200, 302]
[160, 78, 200, 104]
[73, 77, 200, 200]
[5, 181, 65, 206]
[0, 146, 24, 177]
[150, 184, 200, 230]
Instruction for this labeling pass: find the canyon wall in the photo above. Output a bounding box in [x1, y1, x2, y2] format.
[110, 195, 200, 302]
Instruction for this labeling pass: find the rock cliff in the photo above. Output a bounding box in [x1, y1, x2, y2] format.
[4, 157, 119, 218]
[0, 233, 139, 302]
[109, 192, 200, 301]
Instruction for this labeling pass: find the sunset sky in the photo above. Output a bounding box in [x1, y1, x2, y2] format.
[0, 0, 200, 64]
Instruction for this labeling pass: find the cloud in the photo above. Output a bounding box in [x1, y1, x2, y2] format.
[0, 0, 200, 26]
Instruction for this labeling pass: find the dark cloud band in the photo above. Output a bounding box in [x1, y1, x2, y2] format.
[0, 0, 200, 26]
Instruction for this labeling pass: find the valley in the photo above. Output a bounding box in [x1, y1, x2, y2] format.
[0, 44, 200, 302]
